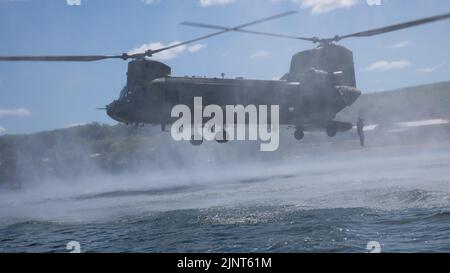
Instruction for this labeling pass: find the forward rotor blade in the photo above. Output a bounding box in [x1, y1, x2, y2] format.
[0, 55, 125, 62]
[0, 11, 297, 62]
[149, 29, 230, 55]
[337, 12, 450, 41]
[152, 11, 297, 55]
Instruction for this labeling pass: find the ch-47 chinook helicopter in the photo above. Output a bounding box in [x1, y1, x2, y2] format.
[1, 11, 450, 145]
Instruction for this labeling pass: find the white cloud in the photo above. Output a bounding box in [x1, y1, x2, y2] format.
[142, 0, 358, 12]
[66, 0, 81, 6]
[188, 44, 207, 53]
[294, 0, 359, 14]
[141, 0, 161, 4]
[250, 50, 271, 59]
[128, 41, 206, 61]
[418, 63, 444, 73]
[199, 0, 237, 6]
[64, 123, 86, 128]
[129, 41, 186, 61]
[387, 40, 412, 49]
[0, 126, 5, 136]
[0, 108, 31, 118]
[141, 0, 236, 6]
[0, 0, 27, 3]
[367, 60, 411, 72]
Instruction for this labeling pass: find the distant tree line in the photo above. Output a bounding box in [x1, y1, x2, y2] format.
[1, 81, 450, 188]
[337, 81, 450, 125]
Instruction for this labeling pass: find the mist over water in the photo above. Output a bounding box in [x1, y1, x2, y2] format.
[1, 134, 450, 252]
[2, 0, 450, 254]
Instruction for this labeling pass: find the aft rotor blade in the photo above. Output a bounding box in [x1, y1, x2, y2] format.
[233, 10, 297, 29]
[180, 22, 232, 31]
[181, 21, 308, 39]
[0, 55, 125, 62]
[152, 11, 297, 55]
[337, 12, 450, 41]
[181, 21, 315, 42]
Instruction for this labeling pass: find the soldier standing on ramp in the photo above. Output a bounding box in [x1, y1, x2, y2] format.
[357, 117, 365, 147]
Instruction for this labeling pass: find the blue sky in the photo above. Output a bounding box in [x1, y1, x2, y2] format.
[1, 0, 450, 134]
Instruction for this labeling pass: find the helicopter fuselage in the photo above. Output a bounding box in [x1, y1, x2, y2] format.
[106, 44, 361, 138]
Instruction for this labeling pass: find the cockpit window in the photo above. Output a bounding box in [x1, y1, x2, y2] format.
[120, 87, 126, 98]
[120, 87, 128, 99]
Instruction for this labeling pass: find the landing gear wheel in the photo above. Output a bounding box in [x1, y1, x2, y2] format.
[294, 129, 304, 140]
[326, 125, 337, 137]
[190, 136, 203, 146]
[215, 129, 230, 144]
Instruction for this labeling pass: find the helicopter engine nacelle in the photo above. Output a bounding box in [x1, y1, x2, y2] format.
[127, 60, 171, 87]
[285, 44, 356, 88]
